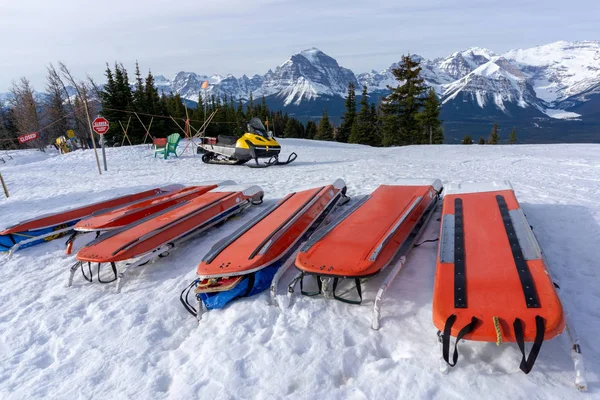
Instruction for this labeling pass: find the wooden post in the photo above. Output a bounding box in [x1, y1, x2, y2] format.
[120, 117, 133, 146]
[135, 113, 154, 146]
[83, 98, 102, 175]
[0, 172, 8, 198]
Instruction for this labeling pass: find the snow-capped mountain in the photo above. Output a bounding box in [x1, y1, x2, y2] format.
[503, 41, 600, 103]
[152, 41, 598, 125]
[436, 48, 497, 80]
[154, 48, 358, 106]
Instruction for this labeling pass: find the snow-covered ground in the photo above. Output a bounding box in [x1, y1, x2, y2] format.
[1, 140, 599, 399]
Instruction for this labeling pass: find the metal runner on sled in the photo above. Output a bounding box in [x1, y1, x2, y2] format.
[180, 179, 349, 321]
[432, 181, 586, 391]
[68, 185, 264, 292]
[64, 181, 235, 254]
[289, 179, 443, 330]
[1, 186, 178, 255]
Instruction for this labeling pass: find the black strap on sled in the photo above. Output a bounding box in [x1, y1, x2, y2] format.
[514, 315, 545, 374]
[300, 273, 322, 296]
[81, 262, 118, 284]
[453, 198, 467, 308]
[496, 195, 540, 308]
[180, 280, 199, 317]
[442, 314, 479, 367]
[240, 274, 256, 298]
[332, 277, 363, 305]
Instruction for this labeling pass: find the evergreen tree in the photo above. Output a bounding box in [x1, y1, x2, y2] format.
[381, 55, 428, 146]
[349, 86, 377, 146]
[338, 82, 356, 143]
[478, 137, 485, 145]
[235, 99, 245, 136]
[509, 128, 517, 144]
[488, 123, 500, 144]
[260, 95, 268, 121]
[381, 114, 399, 147]
[305, 120, 317, 140]
[246, 92, 254, 117]
[100, 63, 134, 145]
[418, 88, 443, 144]
[315, 109, 333, 141]
[283, 118, 297, 138]
[142, 69, 166, 138]
[462, 135, 473, 144]
[133, 61, 146, 111]
[370, 103, 381, 146]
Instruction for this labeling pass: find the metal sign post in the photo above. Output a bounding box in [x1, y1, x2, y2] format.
[101, 136, 107, 171]
[92, 117, 110, 172]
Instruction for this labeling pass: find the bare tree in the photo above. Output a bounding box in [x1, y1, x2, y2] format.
[58, 62, 103, 148]
[9, 78, 43, 150]
[45, 65, 70, 145]
[0, 105, 18, 150]
[58, 62, 103, 173]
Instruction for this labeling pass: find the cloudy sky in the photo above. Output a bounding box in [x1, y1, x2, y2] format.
[1, 0, 598, 90]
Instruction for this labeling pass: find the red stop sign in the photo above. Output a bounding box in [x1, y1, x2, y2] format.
[92, 117, 109, 135]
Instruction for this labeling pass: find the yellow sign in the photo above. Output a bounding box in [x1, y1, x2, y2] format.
[67, 129, 75, 138]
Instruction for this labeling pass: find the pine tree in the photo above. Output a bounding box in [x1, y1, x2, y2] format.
[418, 88, 443, 144]
[246, 92, 254, 117]
[462, 135, 473, 144]
[283, 118, 297, 138]
[99, 63, 134, 145]
[509, 128, 517, 144]
[381, 55, 428, 146]
[478, 137, 485, 145]
[370, 103, 381, 146]
[488, 123, 500, 144]
[315, 109, 333, 141]
[305, 120, 317, 140]
[349, 86, 377, 145]
[381, 114, 399, 147]
[260, 96, 268, 121]
[338, 82, 356, 143]
[132, 61, 146, 111]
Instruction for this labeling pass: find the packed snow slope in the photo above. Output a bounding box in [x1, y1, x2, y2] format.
[1, 140, 599, 399]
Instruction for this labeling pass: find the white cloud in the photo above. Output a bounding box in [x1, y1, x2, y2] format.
[0, 0, 598, 90]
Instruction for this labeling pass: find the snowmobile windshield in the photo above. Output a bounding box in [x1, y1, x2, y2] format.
[247, 118, 267, 137]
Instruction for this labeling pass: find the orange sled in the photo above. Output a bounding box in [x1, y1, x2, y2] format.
[1, 185, 178, 255]
[292, 179, 442, 329]
[433, 181, 586, 390]
[68, 185, 264, 292]
[180, 179, 348, 320]
[65, 181, 235, 254]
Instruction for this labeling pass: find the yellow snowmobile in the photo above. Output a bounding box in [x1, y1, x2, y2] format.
[197, 118, 297, 167]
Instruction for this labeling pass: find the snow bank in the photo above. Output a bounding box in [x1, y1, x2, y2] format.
[1, 140, 599, 398]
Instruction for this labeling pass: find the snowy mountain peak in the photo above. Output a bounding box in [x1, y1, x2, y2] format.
[503, 40, 600, 103]
[298, 47, 325, 63]
[146, 40, 598, 121]
[435, 47, 496, 80]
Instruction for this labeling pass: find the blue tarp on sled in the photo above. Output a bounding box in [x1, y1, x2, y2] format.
[200, 261, 281, 310]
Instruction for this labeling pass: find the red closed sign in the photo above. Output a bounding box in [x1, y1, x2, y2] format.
[92, 117, 110, 135]
[18, 132, 39, 144]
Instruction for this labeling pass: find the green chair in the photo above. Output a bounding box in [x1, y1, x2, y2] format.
[154, 133, 181, 159]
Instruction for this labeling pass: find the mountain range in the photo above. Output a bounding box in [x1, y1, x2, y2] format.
[150, 41, 600, 143]
[3, 41, 600, 143]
